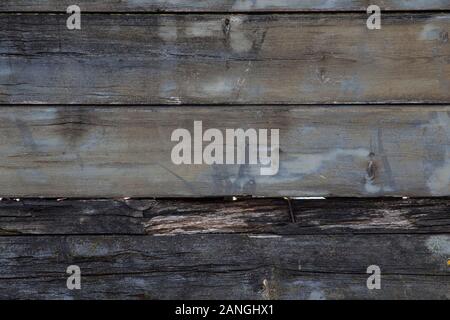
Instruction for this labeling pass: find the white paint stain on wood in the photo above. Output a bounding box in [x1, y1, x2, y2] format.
[158, 25, 178, 42]
[185, 21, 219, 37]
[426, 112, 450, 196]
[291, 148, 369, 175]
[229, 16, 253, 53]
[419, 16, 450, 42]
[426, 235, 450, 256]
[231, 0, 354, 10]
[202, 78, 236, 95]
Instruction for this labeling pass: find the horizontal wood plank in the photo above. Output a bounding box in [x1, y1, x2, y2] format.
[1, 13, 450, 104]
[2, 1, 450, 12]
[0, 234, 448, 299]
[0, 198, 448, 235]
[146, 198, 450, 235]
[0, 106, 448, 197]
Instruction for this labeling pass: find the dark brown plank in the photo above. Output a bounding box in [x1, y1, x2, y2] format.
[0, 234, 448, 299]
[0, 199, 145, 235]
[0, 106, 448, 197]
[1, 13, 450, 104]
[2, 1, 450, 12]
[0, 198, 448, 235]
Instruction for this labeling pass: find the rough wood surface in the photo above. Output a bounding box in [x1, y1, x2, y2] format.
[1, 13, 450, 104]
[2, 0, 450, 12]
[0, 198, 448, 235]
[0, 5, 449, 301]
[0, 106, 448, 197]
[0, 234, 448, 299]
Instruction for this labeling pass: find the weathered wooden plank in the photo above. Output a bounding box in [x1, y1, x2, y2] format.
[0, 234, 448, 299]
[1, 13, 450, 104]
[1, 272, 448, 300]
[146, 198, 450, 235]
[0, 198, 448, 235]
[0, 199, 145, 235]
[0, 106, 448, 197]
[2, 0, 450, 12]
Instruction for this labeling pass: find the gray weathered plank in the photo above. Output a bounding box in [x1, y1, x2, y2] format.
[0, 106, 448, 197]
[2, 0, 450, 12]
[0, 198, 448, 235]
[0, 234, 448, 299]
[1, 13, 450, 104]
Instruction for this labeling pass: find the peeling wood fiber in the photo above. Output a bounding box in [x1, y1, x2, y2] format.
[0, 198, 448, 235]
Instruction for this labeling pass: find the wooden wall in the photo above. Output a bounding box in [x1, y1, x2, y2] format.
[0, 1, 449, 299]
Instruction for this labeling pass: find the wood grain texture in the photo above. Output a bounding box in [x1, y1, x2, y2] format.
[2, 0, 450, 12]
[145, 198, 450, 235]
[0, 198, 448, 235]
[1, 13, 450, 104]
[0, 106, 448, 197]
[0, 234, 448, 299]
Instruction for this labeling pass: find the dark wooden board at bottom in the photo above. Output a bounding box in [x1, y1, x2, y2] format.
[0, 198, 448, 299]
[0, 233, 448, 299]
